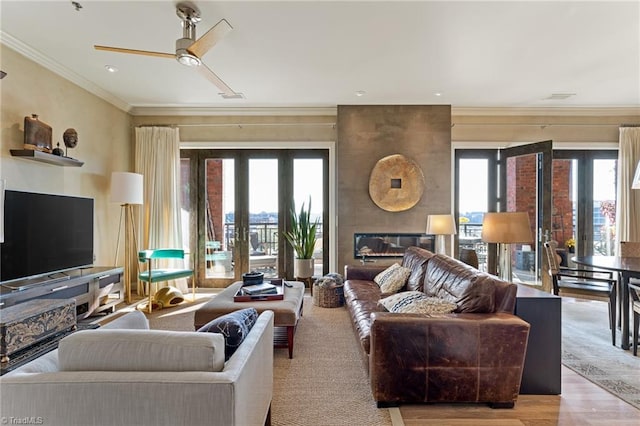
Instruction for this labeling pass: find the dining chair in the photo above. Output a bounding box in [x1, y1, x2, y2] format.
[543, 241, 617, 345]
[459, 247, 479, 269]
[620, 241, 640, 258]
[621, 241, 640, 352]
[629, 282, 640, 356]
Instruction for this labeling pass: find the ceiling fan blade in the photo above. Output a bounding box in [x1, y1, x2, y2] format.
[187, 18, 233, 59]
[94, 45, 175, 60]
[196, 62, 236, 97]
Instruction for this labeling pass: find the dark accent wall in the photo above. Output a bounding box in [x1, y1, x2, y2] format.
[336, 105, 452, 272]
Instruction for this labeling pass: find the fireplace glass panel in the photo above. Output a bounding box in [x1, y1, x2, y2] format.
[354, 233, 434, 259]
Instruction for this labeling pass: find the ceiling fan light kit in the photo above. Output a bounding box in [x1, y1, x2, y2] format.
[94, 2, 238, 96]
[176, 38, 201, 67]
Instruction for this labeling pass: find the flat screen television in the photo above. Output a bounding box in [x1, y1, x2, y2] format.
[1, 190, 94, 284]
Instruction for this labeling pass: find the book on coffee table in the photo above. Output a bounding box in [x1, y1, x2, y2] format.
[242, 283, 278, 295]
[234, 282, 284, 302]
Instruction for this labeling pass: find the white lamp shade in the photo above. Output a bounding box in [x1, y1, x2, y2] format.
[481, 212, 532, 244]
[110, 172, 143, 205]
[426, 214, 457, 235]
[632, 161, 640, 190]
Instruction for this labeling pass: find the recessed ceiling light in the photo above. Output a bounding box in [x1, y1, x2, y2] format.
[104, 65, 118, 73]
[220, 93, 245, 99]
[355, 90, 366, 97]
[545, 93, 576, 100]
[434, 92, 442, 97]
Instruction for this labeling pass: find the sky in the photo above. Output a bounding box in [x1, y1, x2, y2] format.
[222, 158, 324, 216]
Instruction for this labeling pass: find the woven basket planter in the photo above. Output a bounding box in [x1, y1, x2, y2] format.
[313, 283, 344, 308]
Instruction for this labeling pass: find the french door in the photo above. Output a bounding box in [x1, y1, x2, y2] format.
[500, 141, 552, 287]
[181, 149, 328, 288]
[455, 141, 552, 288]
[551, 150, 618, 259]
[456, 143, 620, 292]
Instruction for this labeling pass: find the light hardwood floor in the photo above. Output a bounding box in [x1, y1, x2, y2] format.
[398, 365, 640, 425]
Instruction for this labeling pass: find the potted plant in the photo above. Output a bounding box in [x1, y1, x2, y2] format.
[283, 198, 319, 278]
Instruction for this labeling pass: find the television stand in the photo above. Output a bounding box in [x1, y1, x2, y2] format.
[3, 273, 71, 292]
[0, 267, 124, 319]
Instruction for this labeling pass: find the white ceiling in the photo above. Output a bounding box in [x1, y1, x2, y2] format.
[1, 0, 639, 113]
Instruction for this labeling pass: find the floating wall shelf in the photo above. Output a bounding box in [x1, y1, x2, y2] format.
[10, 149, 84, 167]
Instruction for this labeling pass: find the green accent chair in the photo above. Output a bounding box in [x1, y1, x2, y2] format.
[138, 249, 194, 313]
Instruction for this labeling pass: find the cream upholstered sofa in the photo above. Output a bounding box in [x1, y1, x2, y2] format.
[0, 310, 274, 426]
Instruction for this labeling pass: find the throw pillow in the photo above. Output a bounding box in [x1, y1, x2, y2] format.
[374, 263, 412, 293]
[197, 308, 259, 360]
[379, 291, 426, 312]
[393, 297, 457, 315]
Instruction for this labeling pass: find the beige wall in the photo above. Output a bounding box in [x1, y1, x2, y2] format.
[451, 109, 638, 144]
[131, 115, 336, 142]
[0, 46, 132, 268]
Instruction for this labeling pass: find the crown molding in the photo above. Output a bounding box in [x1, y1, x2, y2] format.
[1, 32, 131, 113]
[128, 106, 338, 116]
[452, 106, 640, 117]
[132, 105, 640, 118]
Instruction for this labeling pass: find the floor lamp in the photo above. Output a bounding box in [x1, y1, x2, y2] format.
[481, 212, 532, 282]
[426, 214, 457, 255]
[111, 172, 143, 304]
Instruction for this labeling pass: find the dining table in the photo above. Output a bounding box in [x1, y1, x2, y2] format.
[572, 255, 640, 350]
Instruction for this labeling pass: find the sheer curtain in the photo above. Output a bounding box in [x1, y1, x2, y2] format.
[615, 127, 640, 247]
[134, 126, 188, 293]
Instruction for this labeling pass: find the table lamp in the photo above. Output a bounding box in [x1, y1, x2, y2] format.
[111, 172, 144, 303]
[481, 212, 532, 282]
[426, 214, 457, 255]
[632, 161, 640, 189]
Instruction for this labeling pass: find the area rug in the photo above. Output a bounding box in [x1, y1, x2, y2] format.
[138, 293, 392, 426]
[561, 298, 640, 409]
[270, 299, 391, 426]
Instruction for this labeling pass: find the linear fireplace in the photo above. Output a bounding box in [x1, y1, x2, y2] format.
[354, 233, 434, 259]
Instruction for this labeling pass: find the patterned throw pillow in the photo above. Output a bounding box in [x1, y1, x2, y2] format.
[197, 308, 259, 360]
[380, 291, 457, 315]
[379, 291, 426, 312]
[394, 297, 457, 315]
[374, 263, 412, 293]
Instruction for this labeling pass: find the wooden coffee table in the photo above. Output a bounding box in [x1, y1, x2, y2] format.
[194, 281, 304, 358]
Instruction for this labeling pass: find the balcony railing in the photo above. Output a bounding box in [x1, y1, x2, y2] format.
[217, 221, 323, 256]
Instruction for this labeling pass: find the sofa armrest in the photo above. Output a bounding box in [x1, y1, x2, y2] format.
[101, 310, 150, 330]
[369, 312, 530, 406]
[344, 264, 387, 281]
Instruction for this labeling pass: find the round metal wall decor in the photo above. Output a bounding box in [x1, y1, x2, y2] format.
[368, 154, 425, 212]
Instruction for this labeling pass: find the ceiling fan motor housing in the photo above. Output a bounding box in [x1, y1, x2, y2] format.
[175, 3, 201, 67]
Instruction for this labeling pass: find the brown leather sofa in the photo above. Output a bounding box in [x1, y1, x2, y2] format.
[344, 246, 530, 408]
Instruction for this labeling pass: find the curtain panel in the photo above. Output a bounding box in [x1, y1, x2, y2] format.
[134, 127, 188, 293]
[615, 127, 640, 246]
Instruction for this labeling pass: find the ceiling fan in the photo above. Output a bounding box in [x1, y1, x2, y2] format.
[94, 2, 240, 98]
